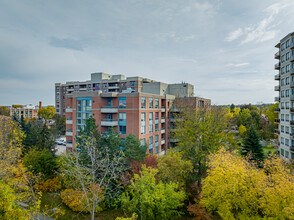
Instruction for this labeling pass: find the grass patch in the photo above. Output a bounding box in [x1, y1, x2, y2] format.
[263, 145, 278, 156]
[40, 192, 124, 220]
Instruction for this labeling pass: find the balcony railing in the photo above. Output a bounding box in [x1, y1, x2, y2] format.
[274, 85, 280, 91]
[274, 74, 280, 80]
[274, 118, 280, 123]
[66, 120, 73, 124]
[275, 62, 280, 69]
[161, 139, 165, 145]
[101, 106, 118, 113]
[161, 129, 165, 134]
[275, 51, 280, 59]
[161, 117, 165, 123]
[290, 121, 294, 126]
[101, 119, 118, 126]
[274, 129, 280, 134]
[274, 108, 280, 112]
[161, 108, 166, 112]
[274, 97, 280, 102]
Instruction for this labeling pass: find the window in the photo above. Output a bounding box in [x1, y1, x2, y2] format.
[130, 81, 135, 87]
[149, 136, 153, 154]
[281, 102, 285, 109]
[286, 102, 290, 109]
[286, 65, 290, 73]
[286, 77, 290, 85]
[281, 114, 285, 121]
[103, 83, 107, 88]
[119, 97, 127, 108]
[286, 52, 290, 60]
[141, 97, 146, 109]
[75, 85, 79, 89]
[56, 86, 60, 90]
[119, 113, 126, 135]
[281, 79, 285, 86]
[281, 137, 284, 144]
[286, 126, 290, 134]
[286, 138, 290, 146]
[141, 113, 146, 134]
[88, 84, 91, 88]
[141, 138, 146, 147]
[281, 90, 285, 98]
[286, 90, 290, 97]
[285, 151, 289, 158]
[155, 123, 159, 132]
[281, 125, 285, 133]
[281, 55, 285, 62]
[281, 148, 285, 156]
[155, 135, 159, 154]
[281, 67, 285, 74]
[286, 39, 290, 48]
[155, 98, 159, 109]
[149, 112, 153, 133]
[76, 97, 92, 136]
[281, 43, 285, 51]
[149, 98, 153, 109]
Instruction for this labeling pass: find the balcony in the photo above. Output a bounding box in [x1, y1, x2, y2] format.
[274, 97, 280, 102]
[291, 121, 294, 126]
[275, 51, 280, 59]
[101, 106, 118, 113]
[161, 108, 166, 112]
[274, 74, 280, 80]
[101, 119, 118, 126]
[274, 129, 280, 135]
[274, 85, 280, 91]
[291, 41, 294, 49]
[290, 108, 294, 113]
[66, 108, 73, 113]
[66, 143, 73, 148]
[79, 88, 87, 91]
[274, 62, 280, 70]
[66, 120, 73, 124]
[161, 117, 165, 123]
[170, 108, 181, 112]
[274, 108, 280, 112]
[170, 118, 177, 122]
[274, 118, 280, 124]
[161, 129, 165, 134]
[291, 147, 294, 152]
[291, 69, 294, 75]
[66, 131, 73, 136]
[170, 138, 178, 143]
[291, 95, 294, 101]
[161, 139, 165, 145]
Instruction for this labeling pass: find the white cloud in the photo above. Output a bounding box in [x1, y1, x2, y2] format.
[225, 2, 288, 44]
[225, 28, 243, 42]
[227, 62, 249, 67]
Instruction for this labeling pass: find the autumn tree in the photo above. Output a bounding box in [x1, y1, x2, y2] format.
[38, 106, 55, 124]
[157, 150, 192, 189]
[172, 106, 237, 186]
[201, 148, 294, 219]
[121, 165, 186, 220]
[0, 106, 10, 116]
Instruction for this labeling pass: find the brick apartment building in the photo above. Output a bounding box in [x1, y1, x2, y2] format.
[56, 72, 211, 155]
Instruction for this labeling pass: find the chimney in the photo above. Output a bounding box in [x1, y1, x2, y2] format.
[39, 101, 42, 109]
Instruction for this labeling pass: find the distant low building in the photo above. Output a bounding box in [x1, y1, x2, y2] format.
[9, 101, 42, 119]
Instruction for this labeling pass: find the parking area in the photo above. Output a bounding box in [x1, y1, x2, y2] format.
[55, 136, 66, 156]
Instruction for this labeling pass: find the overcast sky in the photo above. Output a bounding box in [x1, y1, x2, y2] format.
[0, 0, 293, 106]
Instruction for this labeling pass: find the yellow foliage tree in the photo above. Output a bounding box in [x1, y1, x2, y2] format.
[201, 148, 294, 219]
[238, 125, 247, 137]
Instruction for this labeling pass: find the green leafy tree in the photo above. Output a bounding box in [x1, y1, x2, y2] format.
[53, 114, 66, 135]
[266, 103, 279, 125]
[0, 106, 10, 116]
[121, 165, 186, 220]
[242, 126, 264, 162]
[157, 151, 193, 189]
[23, 149, 58, 179]
[173, 107, 237, 186]
[124, 134, 147, 162]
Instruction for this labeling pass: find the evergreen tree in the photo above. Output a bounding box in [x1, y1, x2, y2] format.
[124, 134, 147, 162]
[242, 126, 264, 162]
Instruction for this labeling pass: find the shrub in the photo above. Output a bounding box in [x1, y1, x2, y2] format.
[23, 149, 57, 179]
[34, 177, 61, 192]
[61, 187, 104, 213]
[121, 165, 186, 220]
